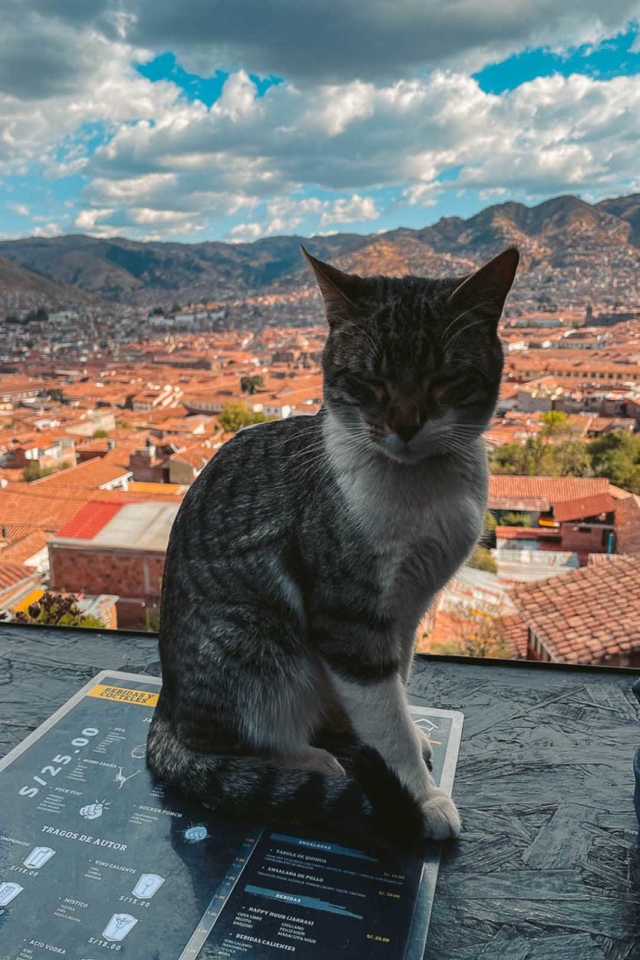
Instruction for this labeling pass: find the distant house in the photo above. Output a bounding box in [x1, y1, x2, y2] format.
[49, 500, 180, 628]
[4, 434, 76, 472]
[489, 477, 623, 568]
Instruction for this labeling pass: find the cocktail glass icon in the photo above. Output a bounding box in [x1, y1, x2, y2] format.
[103, 913, 138, 942]
[132, 873, 165, 899]
[0, 882, 24, 906]
[23, 846, 56, 869]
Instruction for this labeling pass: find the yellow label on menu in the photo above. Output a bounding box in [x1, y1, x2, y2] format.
[87, 683, 159, 707]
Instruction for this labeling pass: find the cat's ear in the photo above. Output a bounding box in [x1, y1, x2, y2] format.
[446, 248, 519, 327]
[301, 246, 369, 325]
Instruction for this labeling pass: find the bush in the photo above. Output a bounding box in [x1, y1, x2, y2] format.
[93, 429, 109, 438]
[219, 401, 273, 433]
[467, 545, 497, 573]
[14, 592, 104, 629]
[23, 463, 54, 482]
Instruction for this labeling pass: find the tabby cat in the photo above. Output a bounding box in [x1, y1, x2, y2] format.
[147, 246, 519, 849]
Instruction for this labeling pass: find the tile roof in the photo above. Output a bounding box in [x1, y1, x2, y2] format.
[30, 457, 132, 490]
[488, 476, 610, 510]
[0, 530, 50, 564]
[511, 557, 640, 664]
[56, 501, 126, 539]
[0, 561, 34, 592]
[553, 494, 616, 523]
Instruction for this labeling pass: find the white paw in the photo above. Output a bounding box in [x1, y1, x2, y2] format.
[421, 789, 461, 841]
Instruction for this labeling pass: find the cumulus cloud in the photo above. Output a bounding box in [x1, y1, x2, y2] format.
[12, 0, 640, 85]
[3, 1, 640, 240]
[8, 203, 30, 216]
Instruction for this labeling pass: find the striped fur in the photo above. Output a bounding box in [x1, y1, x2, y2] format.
[147, 249, 518, 848]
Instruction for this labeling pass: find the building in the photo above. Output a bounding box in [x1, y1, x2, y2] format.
[511, 556, 640, 665]
[49, 500, 180, 628]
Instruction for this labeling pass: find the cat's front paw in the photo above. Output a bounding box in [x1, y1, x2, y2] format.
[421, 789, 461, 841]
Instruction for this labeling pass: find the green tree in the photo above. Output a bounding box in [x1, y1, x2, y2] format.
[498, 511, 531, 527]
[219, 401, 271, 433]
[93, 429, 109, 438]
[14, 592, 104, 629]
[540, 410, 569, 438]
[553, 439, 591, 477]
[23, 463, 54, 482]
[589, 431, 640, 492]
[47, 388, 66, 403]
[467, 545, 497, 573]
[240, 375, 265, 395]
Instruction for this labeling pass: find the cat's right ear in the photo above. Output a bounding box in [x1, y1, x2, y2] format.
[301, 246, 369, 326]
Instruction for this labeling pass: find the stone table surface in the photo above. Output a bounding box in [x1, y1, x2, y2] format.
[1, 623, 639, 960]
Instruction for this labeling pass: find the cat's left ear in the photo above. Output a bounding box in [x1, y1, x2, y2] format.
[301, 246, 370, 326]
[447, 248, 519, 327]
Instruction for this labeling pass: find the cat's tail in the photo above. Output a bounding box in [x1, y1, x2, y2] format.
[146, 714, 426, 852]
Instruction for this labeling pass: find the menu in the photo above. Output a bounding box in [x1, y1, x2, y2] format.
[0, 671, 462, 960]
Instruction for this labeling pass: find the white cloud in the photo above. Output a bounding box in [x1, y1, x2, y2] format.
[8, 203, 30, 216]
[3, 4, 640, 240]
[319, 194, 379, 225]
[75, 208, 115, 230]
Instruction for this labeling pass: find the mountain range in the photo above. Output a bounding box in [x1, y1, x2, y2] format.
[2, 193, 640, 315]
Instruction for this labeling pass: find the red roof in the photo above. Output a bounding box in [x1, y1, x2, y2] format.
[56, 501, 126, 540]
[511, 557, 640, 664]
[553, 494, 616, 523]
[488, 476, 611, 511]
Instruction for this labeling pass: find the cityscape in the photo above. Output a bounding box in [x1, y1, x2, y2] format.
[1, 201, 640, 666]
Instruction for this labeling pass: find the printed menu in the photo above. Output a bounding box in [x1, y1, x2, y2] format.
[0, 671, 462, 960]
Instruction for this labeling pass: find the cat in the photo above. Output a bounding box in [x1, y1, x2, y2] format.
[147, 245, 519, 850]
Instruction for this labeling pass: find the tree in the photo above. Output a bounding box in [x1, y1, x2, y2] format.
[240, 375, 265, 395]
[93, 429, 109, 438]
[47, 388, 66, 403]
[23, 463, 53, 482]
[553, 438, 591, 477]
[540, 410, 569, 438]
[589, 431, 640, 493]
[467, 545, 497, 573]
[218, 401, 271, 433]
[498, 511, 531, 527]
[429, 604, 510, 659]
[14, 592, 104, 629]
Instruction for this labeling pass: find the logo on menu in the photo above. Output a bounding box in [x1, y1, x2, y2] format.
[103, 913, 138, 942]
[0, 882, 24, 906]
[132, 874, 165, 899]
[23, 847, 56, 869]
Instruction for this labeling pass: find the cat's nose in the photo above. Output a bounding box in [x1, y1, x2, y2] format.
[393, 423, 421, 443]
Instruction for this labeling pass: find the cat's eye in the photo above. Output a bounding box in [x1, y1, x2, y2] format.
[349, 374, 388, 401]
[430, 376, 469, 402]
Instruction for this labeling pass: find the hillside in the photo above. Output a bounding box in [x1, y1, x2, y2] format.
[1, 193, 640, 315]
[0, 253, 94, 313]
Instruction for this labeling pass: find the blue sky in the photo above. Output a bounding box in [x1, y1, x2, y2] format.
[3, 7, 640, 243]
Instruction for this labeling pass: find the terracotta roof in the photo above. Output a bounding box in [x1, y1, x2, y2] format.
[553, 494, 616, 523]
[30, 458, 132, 490]
[0, 488, 89, 532]
[56, 501, 126, 539]
[0, 530, 50, 564]
[0, 561, 34, 592]
[488, 476, 610, 510]
[501, 613, 529, 658]
[511, 557, 640, 664]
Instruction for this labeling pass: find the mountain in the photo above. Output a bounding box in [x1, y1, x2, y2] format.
[0, 253, 93, 313]
[1, 193, 640, 316]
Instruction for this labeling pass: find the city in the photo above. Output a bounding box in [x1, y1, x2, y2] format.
[1, 232, 640, 665]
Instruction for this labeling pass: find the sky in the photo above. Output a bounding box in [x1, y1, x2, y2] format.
[3, 2, 640, 244]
